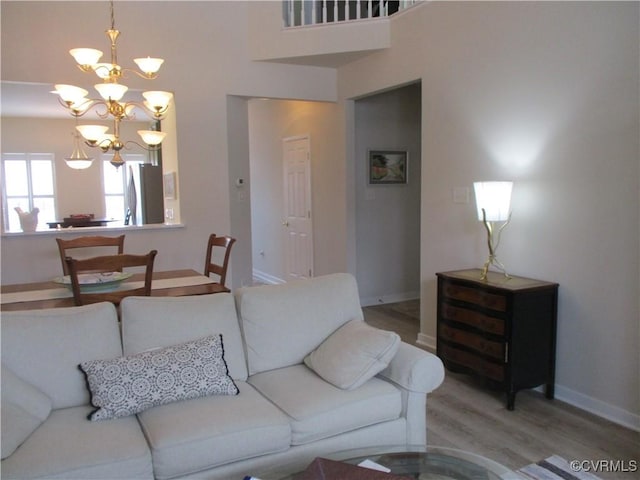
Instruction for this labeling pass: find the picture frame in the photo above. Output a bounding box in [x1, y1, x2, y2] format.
[368, 150, 408, 185]
[163, 172, 177, 199]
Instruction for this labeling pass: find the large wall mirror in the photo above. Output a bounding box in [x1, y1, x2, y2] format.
[0, 81, 180, 233]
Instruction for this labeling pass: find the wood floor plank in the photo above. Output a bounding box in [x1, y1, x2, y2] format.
[363, 301, 639, 479]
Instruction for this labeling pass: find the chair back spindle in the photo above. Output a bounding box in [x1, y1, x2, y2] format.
[204, 234, 236, 288]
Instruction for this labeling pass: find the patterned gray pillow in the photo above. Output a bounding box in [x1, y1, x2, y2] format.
[79, 334, 239, 421]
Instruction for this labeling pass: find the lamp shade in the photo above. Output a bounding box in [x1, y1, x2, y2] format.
[53, 84, 88, 104]
[69, 48, 103, 66]
[142, 91, 173, 111]
[76, 124, 109, 142]
[138, 130, 166, 146]
[134, 57, 164, 75]
[64, 132, 94, 170]
[95, 82, 128, 101]
[473, 181, 513, 222]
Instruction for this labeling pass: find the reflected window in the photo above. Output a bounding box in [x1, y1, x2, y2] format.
[1, 153, 56, 231]
[102, 154, 145, 226]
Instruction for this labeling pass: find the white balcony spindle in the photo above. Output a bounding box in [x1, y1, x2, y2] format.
[322, 0, 327, 23]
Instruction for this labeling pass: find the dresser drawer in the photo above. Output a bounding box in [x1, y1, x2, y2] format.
[440, 344, 505, 382]
[439, 324, 503, 360]
[441, 303, 505, 335]
[442, 282, 507, 312]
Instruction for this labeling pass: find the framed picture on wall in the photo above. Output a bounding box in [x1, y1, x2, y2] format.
[368, 150, 408, 185]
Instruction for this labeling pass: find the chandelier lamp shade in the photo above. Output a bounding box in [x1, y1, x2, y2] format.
[52, 1, 172, 169]
[64, 131, 95, 170]
[473, 181, 513, 281]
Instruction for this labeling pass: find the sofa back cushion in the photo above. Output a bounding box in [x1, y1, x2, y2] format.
[235, 273, 364, 375]
[120, 293, 248, 381]
[1, 303, 121, 409]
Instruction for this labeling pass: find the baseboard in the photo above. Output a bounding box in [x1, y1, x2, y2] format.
[416, 332, 436, 353]
[360, 290, 420, 307]
[552, 384, 640, 432]
[422, 335, 638, 430]
[252, 269, 285, 285]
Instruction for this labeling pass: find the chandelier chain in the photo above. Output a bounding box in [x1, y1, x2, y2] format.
[110, 0, 115, 31]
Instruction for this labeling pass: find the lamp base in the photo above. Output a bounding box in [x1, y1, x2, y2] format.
[480, 255, 510, 281]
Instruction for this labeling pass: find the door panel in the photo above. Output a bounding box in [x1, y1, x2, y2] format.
[283, 135, 313, 281]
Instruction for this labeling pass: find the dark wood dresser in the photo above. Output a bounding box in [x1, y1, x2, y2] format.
[436, 269, 558, 410]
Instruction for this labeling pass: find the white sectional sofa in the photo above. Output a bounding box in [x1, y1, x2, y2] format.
[1, 273, 445, 479]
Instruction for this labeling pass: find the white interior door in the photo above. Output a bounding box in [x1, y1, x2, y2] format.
[283, 135, 313, 281]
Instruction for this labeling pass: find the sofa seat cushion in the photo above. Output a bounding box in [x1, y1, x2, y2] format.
[136, 381, 291, 480]
[249, 364, 402, 445]
[0, 406, 153, 480]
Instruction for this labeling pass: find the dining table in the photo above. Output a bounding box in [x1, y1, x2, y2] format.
[1, 269, 229, 312]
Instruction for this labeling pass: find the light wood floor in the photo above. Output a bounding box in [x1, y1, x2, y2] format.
[363, 300, 639, 479]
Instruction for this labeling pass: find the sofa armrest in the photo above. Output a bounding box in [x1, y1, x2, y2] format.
[378, 342, 445, 394]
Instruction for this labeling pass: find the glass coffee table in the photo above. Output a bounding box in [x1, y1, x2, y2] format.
[257, 445, 520, 480]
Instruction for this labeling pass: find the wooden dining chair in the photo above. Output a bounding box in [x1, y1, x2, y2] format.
[56, 235, 126, 276]
[65, 250, 157, 306]
[203, 234, 236, 288]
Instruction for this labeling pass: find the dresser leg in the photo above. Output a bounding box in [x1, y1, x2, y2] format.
[545, 383, 555, 400]
[507, 392, 516, 410]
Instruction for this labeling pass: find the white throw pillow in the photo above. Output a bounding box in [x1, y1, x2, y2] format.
[79, 334, 239, 421]
[1, 365, 53, 459]
[304, 319, 401, 390]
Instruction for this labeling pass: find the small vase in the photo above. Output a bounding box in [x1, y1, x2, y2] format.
[15, 207, 39, 232]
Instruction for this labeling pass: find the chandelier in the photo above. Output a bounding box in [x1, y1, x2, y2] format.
[52, 0, 172, 169]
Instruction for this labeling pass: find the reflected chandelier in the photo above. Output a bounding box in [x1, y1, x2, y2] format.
[53, 0, 172, 169]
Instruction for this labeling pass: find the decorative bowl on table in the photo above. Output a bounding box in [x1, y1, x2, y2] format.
[53, 272, 133, 293]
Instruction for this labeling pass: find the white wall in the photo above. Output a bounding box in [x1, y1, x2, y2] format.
[248, 98, 344, 282]
[354, 83, 422, 305]
[339, 2, 639, 427]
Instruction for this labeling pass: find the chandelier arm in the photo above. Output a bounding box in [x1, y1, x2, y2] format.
[84, 138, 114, 152]
[126, 100, 170, 120]
[120, 68, 160, 81]
[122, 140, 162, 152]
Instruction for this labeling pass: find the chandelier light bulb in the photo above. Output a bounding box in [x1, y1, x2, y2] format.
[138, 130, 166, 146]
[69, 48, 103, 67]
[134, 57, 164, 75]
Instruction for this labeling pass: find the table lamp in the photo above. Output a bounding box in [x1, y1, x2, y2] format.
[473, 181, 513, 280]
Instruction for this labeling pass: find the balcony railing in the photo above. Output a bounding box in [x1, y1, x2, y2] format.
[283, 0, 422, 28]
